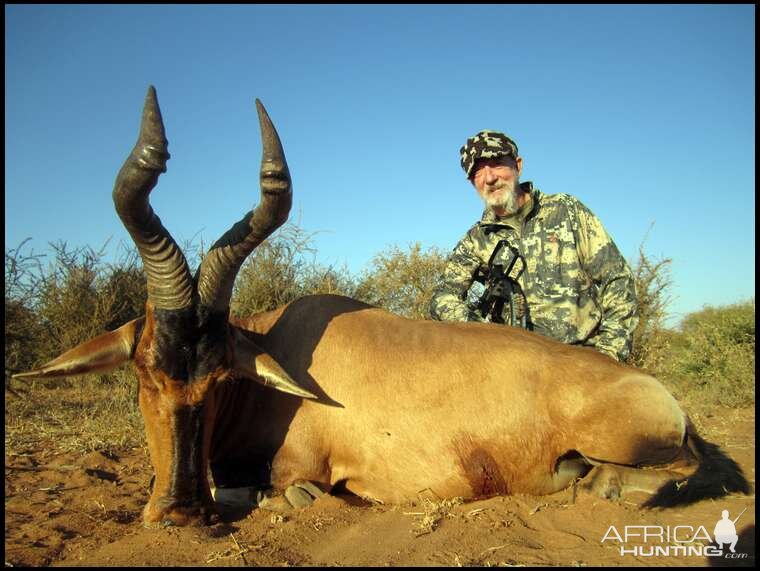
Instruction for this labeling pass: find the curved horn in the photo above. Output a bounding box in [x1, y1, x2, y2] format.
[113, 86, 194, 310]
[195, 99, 292, 311]
[12, 318, 144, 380]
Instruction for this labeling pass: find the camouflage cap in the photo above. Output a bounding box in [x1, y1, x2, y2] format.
[459, 130, 519, 178]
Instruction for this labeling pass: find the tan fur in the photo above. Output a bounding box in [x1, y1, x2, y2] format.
[17, 293, 702, 520]
[222, 294, 694, 503]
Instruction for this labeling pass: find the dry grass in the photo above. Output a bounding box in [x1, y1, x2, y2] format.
[404, 496, 464, 536]
[5, 368, 145, 456]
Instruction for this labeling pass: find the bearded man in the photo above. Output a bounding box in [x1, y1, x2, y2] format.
[429, 130, 638, 363]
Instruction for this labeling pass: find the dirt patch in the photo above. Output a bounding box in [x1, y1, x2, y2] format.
[5, 407, 755, 567]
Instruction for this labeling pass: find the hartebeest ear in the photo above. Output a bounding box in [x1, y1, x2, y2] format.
[12, 318, 144, 380]
[231, 327, 316, 399]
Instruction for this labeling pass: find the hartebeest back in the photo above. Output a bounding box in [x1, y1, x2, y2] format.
[15, 87, 750, 527]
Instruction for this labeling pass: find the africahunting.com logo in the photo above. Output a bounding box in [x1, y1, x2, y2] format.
[601, 508, 749, 559]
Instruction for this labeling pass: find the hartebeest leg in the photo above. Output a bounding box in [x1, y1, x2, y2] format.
[574, 374, 689, 467]
[551, 454, 592, 492]
[558, 373, 705, 504]
[579, 461, 697, 501]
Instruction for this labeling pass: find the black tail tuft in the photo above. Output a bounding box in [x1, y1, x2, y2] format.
[644, 418, 751, 508]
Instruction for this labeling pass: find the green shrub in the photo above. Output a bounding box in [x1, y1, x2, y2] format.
[4, 239, 146, 387]
[5, 239, 47, 379]
[230, 223, 357, 318]
[661, 300, 755, 408]
[627, 245, 674, 372]
[354, 242, 447, 320]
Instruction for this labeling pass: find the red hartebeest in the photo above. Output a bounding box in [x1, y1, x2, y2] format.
[14, 87, 750, 527]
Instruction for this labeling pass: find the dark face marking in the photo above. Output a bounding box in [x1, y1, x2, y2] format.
[169, 404, 207, 506]
[152, 305, 229, 382]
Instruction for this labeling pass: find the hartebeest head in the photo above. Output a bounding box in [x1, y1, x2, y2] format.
[14, 86, 315, 526]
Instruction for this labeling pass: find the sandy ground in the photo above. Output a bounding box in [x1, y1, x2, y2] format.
[4, 406, 755, 567]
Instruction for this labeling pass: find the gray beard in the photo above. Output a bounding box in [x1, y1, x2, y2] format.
[483, 179, 521, 215]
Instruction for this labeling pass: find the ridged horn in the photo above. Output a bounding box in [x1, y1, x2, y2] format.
[113, 86, 194, 310]
[195, 99, 292, 311]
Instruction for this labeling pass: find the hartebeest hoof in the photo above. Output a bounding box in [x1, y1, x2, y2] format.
[257, 492, 292, 512]
[211, 486, 257, 509]
[257, 480, 325, 511]
[286, 480, 325, 508]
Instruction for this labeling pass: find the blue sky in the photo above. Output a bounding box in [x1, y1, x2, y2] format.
[5, 4, 755, 327]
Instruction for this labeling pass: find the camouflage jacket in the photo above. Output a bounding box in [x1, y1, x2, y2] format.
[429, 182, 638, 362]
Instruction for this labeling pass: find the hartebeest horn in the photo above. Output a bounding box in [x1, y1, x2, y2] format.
[113, 86, 194, 310]
[195, 99, 292, 311]
[12, 318, 144, 380]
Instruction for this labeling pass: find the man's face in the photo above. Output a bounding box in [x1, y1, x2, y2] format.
[471, 155, 523, 215]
